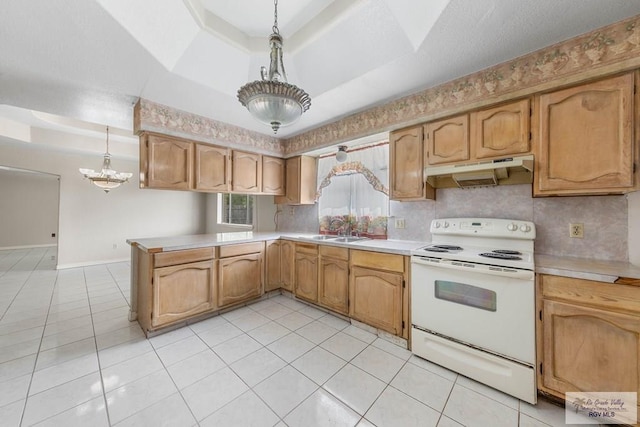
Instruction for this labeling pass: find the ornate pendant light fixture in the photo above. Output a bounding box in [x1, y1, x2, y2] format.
[79, 126, 133, 193]
[237, 0, 311, 134]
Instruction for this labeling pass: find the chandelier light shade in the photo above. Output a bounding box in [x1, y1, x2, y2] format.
[237, 0, 311, 134]
[79, 126, 133, 193]
[336, 145, 348, 163]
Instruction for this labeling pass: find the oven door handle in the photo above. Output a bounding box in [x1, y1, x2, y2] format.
[411, 256, 534, 280]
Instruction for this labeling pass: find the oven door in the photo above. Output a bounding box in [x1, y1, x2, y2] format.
[411, 256, 535, 365]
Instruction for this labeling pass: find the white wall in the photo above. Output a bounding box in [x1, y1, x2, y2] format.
[204, 193, 277, 233]
[0, 139, 206, 268]
[0, 169, 59, 249]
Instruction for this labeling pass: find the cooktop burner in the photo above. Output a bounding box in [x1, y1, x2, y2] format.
[492, 249, 522, 255]
[433, 245, 463, 251]
[479, 252, 522, 260]
[423, 247, 449, 252]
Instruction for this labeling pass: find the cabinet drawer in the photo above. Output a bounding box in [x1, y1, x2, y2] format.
[319, 245, 348, 260]
[218, 242, 265, 258]
[296, 242, 318, 254]
[350, 250, 404, 273]
[154, 247, 214, 268]
[541, 274, 640, 314]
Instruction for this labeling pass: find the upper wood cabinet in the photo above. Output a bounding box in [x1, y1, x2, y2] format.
[389, 126, 434, 201]
[534, 73, 636, 196]
[275, 156, 317, 205]
[194, 143, 231, 192]
[471, 98, 531, 159]
[425, 114, 469, 165]
[232, 151, 262, 193]
[140, 132, 193, 190]
[538, 274, 640, 412]
[262, 156, 285, 195]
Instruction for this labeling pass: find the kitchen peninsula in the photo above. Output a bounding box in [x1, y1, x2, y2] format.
[127, 232, 422, 339]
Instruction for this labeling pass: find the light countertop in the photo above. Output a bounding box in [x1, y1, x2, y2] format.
[536, 254, 640, 283]
[127, 232, 640, 282]
[127, 232, 426, 256]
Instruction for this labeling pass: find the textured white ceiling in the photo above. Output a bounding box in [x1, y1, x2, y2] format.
[1, 0, 640, 153]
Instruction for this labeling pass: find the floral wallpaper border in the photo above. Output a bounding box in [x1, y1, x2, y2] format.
[283, 14, 640, 155]
[133, 15, 640, 157]
[133, 99, 282, 156]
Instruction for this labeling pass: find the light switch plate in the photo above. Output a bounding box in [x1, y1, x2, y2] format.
[395, 218, 405, 229]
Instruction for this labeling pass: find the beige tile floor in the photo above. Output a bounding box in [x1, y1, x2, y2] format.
[0, 247, 578, 426]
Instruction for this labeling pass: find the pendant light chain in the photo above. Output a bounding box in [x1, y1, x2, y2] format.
[105, 126, 110, 155]
[272, 0, 279, 34]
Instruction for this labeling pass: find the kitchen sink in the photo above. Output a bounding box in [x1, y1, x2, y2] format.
[331, 236, 369, 243]
[308, 235, 338, 240]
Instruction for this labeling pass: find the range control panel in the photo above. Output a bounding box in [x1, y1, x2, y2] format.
[430, 218, 536, 239]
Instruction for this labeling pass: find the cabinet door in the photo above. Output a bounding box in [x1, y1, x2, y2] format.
[350, 266, 403, 335]
[295, 252, 318, 302]
[232, 151, 262, 193]
[275, 156, 317, 205]
[318, 256, 349, 315]
[425, 114, 469, 165]
[218, 253, 262, 307]
[152, 260, 215, 327]
[542, 299, 640, 399]
[262, 156, 285, 195]
[144, 133, 193, 190]
[265, 240, 281, 292]
[194, 144, 230, 192]
[280, 240, 295, 291]
[472, 98, 531, 159]
[390, 126, 431, 200]
[535, 73, 635, 195]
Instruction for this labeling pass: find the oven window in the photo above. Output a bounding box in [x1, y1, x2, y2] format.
[434, 280, 497, 312]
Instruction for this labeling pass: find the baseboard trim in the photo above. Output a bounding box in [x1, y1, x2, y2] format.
[56, 257, 129, 270]
[0, 244, 57, 250]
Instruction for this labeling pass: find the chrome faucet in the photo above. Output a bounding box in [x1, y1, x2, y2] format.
[329, 217, 350, 236]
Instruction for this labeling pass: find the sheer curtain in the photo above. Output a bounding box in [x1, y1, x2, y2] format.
[316, 143, 389, 238]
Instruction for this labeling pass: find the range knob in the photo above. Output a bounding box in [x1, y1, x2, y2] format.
[443, 221, 450, 228]
[520, 224, 532, 233]
[507, 223, 518, 232]
[434, 222, 441, 229]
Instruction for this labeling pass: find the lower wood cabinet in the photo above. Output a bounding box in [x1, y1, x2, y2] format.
[217, 243, 264, 308]
[265, 240, 282, 292]
[537, 274, 640, 410]
[133, 245, 216, 334]
[318, 246, 349, 315]
[294, 243, 318, 302]
[265, 239, 295, 292]
[281, 240, 295, 292]
[152, 260, 215, 327]
[349, 250, 407, 337]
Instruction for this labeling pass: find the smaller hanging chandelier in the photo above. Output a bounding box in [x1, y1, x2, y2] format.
[79, 126, 133, 193]
[237, 0, 311, 134]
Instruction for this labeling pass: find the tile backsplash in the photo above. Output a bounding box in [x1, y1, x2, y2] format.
[277, 184, 629, 261]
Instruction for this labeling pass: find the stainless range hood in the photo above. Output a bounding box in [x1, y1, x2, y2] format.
[425, 155, 534, 189]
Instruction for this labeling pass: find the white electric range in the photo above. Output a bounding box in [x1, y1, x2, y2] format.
[411, 218, 537, 404]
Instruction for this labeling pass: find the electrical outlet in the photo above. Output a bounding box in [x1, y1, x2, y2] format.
[112, 243, 118, 249]
[289, 206, 295, 215]
[395, 218, 405, 229]
[569, 223, 584, 238]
